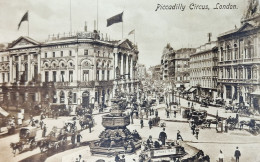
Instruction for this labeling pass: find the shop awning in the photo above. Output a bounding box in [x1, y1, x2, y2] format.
[0, 107, 9, 117]
[251, 90, 260, 96]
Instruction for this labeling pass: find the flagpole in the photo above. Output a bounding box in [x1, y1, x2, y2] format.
[27, 11, 29, 37]
[70, 0, 72, 34]
[97, 0, 99, 31]
[122, 22, 123, 39]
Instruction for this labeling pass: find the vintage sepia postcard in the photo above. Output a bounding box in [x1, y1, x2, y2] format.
[0, 0, 259, 162]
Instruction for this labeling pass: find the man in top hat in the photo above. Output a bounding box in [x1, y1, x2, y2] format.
[159, 128, 167, 146]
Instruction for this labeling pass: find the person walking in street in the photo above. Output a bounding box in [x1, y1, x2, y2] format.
[40, 120, 44, 130]
[71, 133, 76, 145]
[140, 118, 144, 129]
[29, 115, 35, 127]
[188, 101, 190, 107]
[174, 110, 177, 118]
[195, 127, 199, 140]
[145, 109, 148, 119]
[191, 124, 196, 135]
[148, 119, 152, 129]
[130, 111, 134, 124]
[42, 124, 47, 137]
[218, 150, 224, 162]
[76, 132, 83, 146]
[166, 109, 170, 118]
[234, 147, 241, 162]
[177, 130, 183, 145]
[155, 109, 158, 118]
[177, 130, 183, 141]
[159, 128, 167, 146]
[88, 123, 92, 133]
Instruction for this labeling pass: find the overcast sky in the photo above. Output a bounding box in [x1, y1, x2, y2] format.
[0, 0, 248, 67]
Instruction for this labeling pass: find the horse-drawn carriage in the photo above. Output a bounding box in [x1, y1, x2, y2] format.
[226, 117, 239, 130]
[10, 127, 38, 156]
[38, 127, 69, 154]
[79, 114, 95, 130]
[200, 98, 209, 107]
[50, 104, 71, 117]
[215, 98, 225, 106]
[240, 119, 260, 135]
[187, 110, 207, 126]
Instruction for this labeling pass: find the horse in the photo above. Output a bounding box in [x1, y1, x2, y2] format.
[37, 139, 50, 153]
[10, 142, 23, 156]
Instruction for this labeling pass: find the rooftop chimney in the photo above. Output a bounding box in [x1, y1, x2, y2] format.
[94, 20, 96, 31]
[208, 33, 212, 43]
[84, 21, 87, 32]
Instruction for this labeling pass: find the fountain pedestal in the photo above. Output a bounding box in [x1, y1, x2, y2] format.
[90, 99, 142, 155]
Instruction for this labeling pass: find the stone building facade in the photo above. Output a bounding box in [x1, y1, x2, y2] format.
[217, 0, 260, 111]
[175, 48, 196, 90]
[0, 31, 139, 111]
[161, 44, 175, 81]
[190, 41, 218, 99]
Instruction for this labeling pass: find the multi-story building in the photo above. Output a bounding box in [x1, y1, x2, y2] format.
[0, 29, 139, 111]
[217, 0, 260, 112]
[148, 65, 162, 81]
[190, 41, 218, 99]
[175, 48, 196, 90]
[137, 64, 147, 81]
[161, 44, 175, 81]
[160, 44, 175, 104]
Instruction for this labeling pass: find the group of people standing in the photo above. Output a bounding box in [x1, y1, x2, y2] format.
[218, 147, 241, 162]
[143, 128, 183, 150]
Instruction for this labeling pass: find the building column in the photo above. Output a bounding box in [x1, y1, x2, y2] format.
[114, 53, 117, 79]
[10, 56, 13, 83]
[75, 48, 78, 81]
[126, 54, 129, 77]
[28, 53, 32, 81]
[130, 57, 133, 80]
[120, 53, 124, 76]
[242, 66, 245, 79]
[18, 55, 21, 81]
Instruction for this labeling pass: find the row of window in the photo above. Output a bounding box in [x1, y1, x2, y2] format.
[220, 45, 255, 61]
[219, 67, 258, 80]
[44, 70, 111, 82]
[43, 50, 111, 58]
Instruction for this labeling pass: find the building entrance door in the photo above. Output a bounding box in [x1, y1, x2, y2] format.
[82, 91, 90, 108]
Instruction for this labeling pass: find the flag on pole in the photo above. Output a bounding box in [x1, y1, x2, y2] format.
[18, 11, 28, 30]
[128, 29, 135, 35]
[107, 12, 123, 27]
